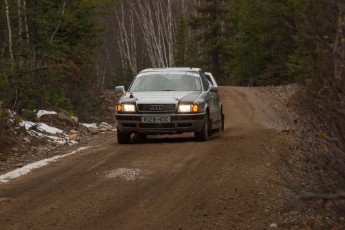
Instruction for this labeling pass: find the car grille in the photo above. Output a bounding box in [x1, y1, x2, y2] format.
[137, 104, 175, 113]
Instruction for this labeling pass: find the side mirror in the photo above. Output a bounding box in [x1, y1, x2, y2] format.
[208, 85, 218, 93]
[115, 86, 126, 94]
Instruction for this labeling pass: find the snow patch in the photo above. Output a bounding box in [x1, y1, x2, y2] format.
[6, 109, 16, 118]
[0, 147, 91, 184]
[20, 121, 64, 135]
[80, 123, 97, 128]
[19, 120, 72, 145]
[106, 168, 153, 181]
[36, 110, 57, 119]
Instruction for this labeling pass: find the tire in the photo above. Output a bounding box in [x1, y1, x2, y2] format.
[133, 133, 147, 143]
[194, 113, 209, 141]
[217, 113, 224, 134]
[117, 128, 131, 144]
[221, 113, 225, 132]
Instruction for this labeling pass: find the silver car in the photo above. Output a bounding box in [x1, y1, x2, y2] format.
[115, 68, 224, 144]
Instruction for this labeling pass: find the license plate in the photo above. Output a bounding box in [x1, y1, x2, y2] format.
[142, 116, 170, 123]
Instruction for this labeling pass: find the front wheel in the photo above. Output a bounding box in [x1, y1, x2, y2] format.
[117, 128, 131, 144]
[220, 113, 224, 132]
[132, 133, 147, 143]
[194, 113, 209, 141]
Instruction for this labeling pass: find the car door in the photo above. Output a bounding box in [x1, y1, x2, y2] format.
[204, 72, 221, 126]
[200, 72, 218, 125]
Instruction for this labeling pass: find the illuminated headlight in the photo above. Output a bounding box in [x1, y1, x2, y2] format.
[178, 104, 199, 113]
[178, 105, 191, 112]
[117, 104, 136, 112]
[123, 104, 136, 112]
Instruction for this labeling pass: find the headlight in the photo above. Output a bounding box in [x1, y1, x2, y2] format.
[178, 105, 191, 112]
[117, 104, 136, 112]
[178, 104, 199, 113]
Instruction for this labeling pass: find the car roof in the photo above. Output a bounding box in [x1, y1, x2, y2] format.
[139, 67, 202, 74]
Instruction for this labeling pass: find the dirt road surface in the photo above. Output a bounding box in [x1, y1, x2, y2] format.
[0, 87, 293, 229]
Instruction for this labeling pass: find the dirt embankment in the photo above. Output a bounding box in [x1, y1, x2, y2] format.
[0, 86, 299, 229]
[0, 90, 120, 174]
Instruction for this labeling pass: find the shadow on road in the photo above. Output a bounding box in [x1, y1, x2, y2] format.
[127, 130, 223, 144]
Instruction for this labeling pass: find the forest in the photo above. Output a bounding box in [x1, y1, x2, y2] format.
[1, 0, 343, 115]
[0, 0, 344, 227]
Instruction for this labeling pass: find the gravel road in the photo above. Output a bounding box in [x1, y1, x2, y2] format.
[0, 86, 294, 229]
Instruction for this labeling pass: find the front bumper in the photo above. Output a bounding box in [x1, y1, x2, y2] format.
[116, 113, 206, 134]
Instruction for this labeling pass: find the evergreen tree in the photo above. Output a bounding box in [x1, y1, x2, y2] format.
[188, 0, 230, 82]
[288, 0, 336, 88]
[174, 16, 187, 66]
[228, 0, 295, 86]
[0, 0, 110, 119]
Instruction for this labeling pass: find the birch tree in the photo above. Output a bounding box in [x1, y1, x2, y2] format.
[50, 0, 66, 43]
[114, 2, 138, 75]
[16, 0, 23, 46]
[23, 0, 29, 43]
[4, 0, 14, 71]
[115, 0, 178, 69]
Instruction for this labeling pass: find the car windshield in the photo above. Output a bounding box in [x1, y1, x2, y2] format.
[129, 72, 202, 92]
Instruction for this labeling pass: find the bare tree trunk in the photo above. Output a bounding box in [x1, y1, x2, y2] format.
[17, 0, 24, 67]
[50, 0, 66, 43]
[153, 1, 167, 66]
[167, 0, 175, 66]
[23, 0, 30, 43]
[131, 0, 176, 67]
[115, 3, 138, 75]
[17, 0, 23, 46]
[130, 0, 158, 67]
[332, 2, 345, 81]
[111, 0, 181, 75]
[4, 0, 14, 71]
[182, 0, 185, 14]
[96, 63, 107, 90]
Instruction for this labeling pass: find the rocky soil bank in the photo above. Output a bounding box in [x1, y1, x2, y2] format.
[0, 90, 119, 174]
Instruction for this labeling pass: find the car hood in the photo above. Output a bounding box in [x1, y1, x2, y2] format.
[121, 91, 202, 104]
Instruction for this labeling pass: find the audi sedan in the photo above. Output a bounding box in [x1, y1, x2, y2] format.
[115, 67, 224, 144]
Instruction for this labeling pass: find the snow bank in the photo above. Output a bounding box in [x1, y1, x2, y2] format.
[80, 123, 97, 128]
[0, 147, 91, 184]
[36, 110, 57, 119]
[20, 121, 64, 135]
[19, 120, 70, 145]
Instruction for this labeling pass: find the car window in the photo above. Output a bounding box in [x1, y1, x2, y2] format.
[199, 72, 210, 90]
[129, 72, 202, 92]
[205, 74, 214, 86]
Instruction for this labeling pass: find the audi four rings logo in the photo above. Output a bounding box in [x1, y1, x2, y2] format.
[149, 105, 164, 111]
